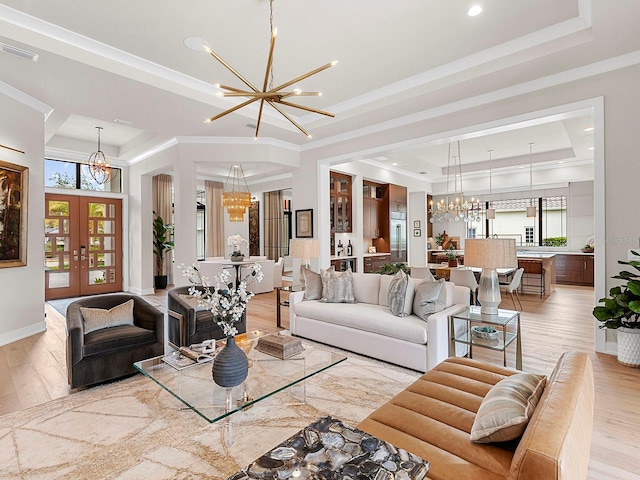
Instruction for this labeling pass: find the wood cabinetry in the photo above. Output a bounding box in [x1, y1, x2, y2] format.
[330, 171, 352, 233]
[555, 254, 594, 286]
[363, 254, 391, 273]
[363, 182, 384, 238]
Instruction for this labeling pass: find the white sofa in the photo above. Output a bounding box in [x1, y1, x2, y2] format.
[289, 272, 470, 372]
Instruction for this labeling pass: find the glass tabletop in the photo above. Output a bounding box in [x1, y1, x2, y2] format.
[452, 305, 519, 326]
[134, 334, 346, 423]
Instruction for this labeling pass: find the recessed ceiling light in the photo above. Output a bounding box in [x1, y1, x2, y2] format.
[467, 5, 483, 16]
[558, 161, 565, 164]
[391, 162, 398, 166]
[584, 127, 594, 132]
[587, 146, 594, 151]
[518, 166, 525, 169]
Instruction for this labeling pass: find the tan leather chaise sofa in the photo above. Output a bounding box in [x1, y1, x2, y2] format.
[358, 351, 594, 479]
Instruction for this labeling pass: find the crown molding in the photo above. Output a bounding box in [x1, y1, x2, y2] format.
[0, 79, 52, 117]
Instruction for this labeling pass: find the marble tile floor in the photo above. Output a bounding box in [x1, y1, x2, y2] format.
[0, 343, 418, 479]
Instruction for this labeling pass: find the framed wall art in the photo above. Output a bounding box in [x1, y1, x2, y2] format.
[295, 209, 313, 238]
[0, 159, 28, 268]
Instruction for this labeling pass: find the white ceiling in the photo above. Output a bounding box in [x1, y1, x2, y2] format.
[0, 0, 637, 189]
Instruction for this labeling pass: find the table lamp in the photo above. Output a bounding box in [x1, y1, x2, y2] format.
[464, 238, 517, 314]
[289, 238, 320, 288]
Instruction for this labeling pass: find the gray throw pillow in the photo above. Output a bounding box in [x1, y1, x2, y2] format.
[412, 278, 447, 321]
[80, 299, 135, 334]
[178, 294, 209, 312]
[303, 267, 327, 300]
[320, 268, 356, 303]
[388, 270, 409, 317]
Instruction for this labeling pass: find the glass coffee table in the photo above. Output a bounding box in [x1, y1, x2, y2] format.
[134, 332, 346, 423]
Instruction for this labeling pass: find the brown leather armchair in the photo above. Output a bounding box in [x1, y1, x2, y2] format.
[167, 286, 247, 348]
[66, 294, 164, 389]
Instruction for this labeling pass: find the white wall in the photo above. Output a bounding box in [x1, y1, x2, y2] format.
[0, 93, 46, 345]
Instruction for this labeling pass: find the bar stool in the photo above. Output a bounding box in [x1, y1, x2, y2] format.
[519, 259, 545, 297]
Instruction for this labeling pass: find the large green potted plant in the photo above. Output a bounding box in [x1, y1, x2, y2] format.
[445, 245, 458, 267]
[153, 212, 174, 289]
[592, 251, 640, 367]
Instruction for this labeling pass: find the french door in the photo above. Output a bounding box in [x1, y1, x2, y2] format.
[45, 194, 123, 300]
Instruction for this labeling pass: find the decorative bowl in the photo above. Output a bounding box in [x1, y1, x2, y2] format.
[471, 326, 500, 341]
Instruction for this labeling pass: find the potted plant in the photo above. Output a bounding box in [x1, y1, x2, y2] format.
[378, 262, 408, 275]
[435, 232, 445, 250]
[445, 245, 458, 267]
[153, 212, 174, 289]
[592, 251, 640, 367]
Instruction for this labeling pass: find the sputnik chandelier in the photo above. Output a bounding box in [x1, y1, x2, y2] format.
[87, 127, 113, 185]
[203, 0, 337, 139]
[429, 141, 480, 224]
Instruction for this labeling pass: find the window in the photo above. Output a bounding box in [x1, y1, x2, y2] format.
[525, 226, 534, 244]
[463, 195, 567, 246]
[45, 159, 122, 192]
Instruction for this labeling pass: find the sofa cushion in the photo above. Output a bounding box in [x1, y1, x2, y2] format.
[320, 268, 356, 303]
[412, 279, 447, 321]
[83, 324, 156, 357]
[388, 270, 416, 317]
[80, 299, 134, 334]
[294, 301, 428, 344]
[303, 267, 324, 300]
[470, 373, 546, 443]
[352, 273, 381, 304]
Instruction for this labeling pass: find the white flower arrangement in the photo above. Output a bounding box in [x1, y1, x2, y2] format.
[178, 262, 264, 337]
[227, 234, 248, 252]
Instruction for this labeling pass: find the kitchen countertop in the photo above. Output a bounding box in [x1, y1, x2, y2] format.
[363, 252, 391, 258]
[330, 255, 357, 260]
[517, 252, 557, 259]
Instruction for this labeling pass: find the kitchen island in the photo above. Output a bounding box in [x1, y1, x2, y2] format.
[517, 252, 556, 296]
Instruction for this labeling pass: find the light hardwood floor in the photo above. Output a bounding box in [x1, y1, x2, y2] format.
[1, 285, 639, 479]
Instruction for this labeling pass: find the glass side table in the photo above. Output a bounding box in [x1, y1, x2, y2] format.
[448, 306, 522, 370]
[275, 285, 304, 328]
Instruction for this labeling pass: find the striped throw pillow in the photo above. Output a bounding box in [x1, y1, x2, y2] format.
[470, 373, 546, 443]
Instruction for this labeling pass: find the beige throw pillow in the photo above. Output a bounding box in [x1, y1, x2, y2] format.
[80, 299, 135, 334]
[178, 294, 209, 312]
[320, 268, 356, 303]
[303, 267, 326, 300]
[470, 373, 547, 443]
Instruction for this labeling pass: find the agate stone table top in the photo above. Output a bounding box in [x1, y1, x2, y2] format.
[228, 415, 430, 479]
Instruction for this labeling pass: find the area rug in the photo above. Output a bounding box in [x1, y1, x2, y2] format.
[0, 347, 419, 479]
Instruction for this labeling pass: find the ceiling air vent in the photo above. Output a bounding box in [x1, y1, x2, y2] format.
[1, 43, 39, 62]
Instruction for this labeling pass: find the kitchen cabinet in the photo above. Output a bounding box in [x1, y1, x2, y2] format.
[330, 171, 352, 233]
[363, 181, 384, 238]
[555, 254, 594, 286]
[364, 254, 391, 273]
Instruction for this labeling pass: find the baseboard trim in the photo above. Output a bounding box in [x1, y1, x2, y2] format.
[0, 321, 46, 347]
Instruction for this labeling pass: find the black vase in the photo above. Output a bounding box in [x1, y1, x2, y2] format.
[230, 251, 245, 262]
[212, 336, 249, 388]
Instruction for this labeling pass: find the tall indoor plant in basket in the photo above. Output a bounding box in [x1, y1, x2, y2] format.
[592, 251, 640, 367]
[153, 212, 174, 289]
